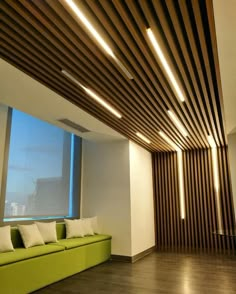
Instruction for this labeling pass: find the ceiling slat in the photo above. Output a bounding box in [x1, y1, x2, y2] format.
[0, 0, 226, 152]
[191, 0, 223, 146]
[151, 0, 209, 148]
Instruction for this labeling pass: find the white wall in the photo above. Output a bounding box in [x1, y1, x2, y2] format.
[81, 139, 132, 256]
[129, 142, 155, 256]
[82, 139, 155, 257]
[227, 133, 236, 219]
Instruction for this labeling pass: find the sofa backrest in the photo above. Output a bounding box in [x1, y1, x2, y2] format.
[10, 222, 67, 248]
[11, 227, 24, 248]
[56, 223, 66, 240]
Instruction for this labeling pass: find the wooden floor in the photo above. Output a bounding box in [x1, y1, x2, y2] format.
[34, 250, 236, 294]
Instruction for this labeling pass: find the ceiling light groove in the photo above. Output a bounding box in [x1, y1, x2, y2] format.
[159, 131, 181, 151]
[147, 28, 185, 102]
[61, 70, 122, 119]
[136, 132, 151, 144]
[65, 0, 133, 79]
[168, 110, 188, 137]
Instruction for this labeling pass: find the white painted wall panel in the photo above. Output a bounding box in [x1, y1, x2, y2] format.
[82, 139, 132, 256]
[129, 142, 155, 256]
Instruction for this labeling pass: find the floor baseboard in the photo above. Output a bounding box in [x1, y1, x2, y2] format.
[111, 245, 156, 263]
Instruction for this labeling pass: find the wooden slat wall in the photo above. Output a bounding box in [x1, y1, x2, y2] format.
[153, 147, 236, 251]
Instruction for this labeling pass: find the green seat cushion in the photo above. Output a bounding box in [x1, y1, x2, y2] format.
[54, 234, 112, 249]
[0, 244, 64, 266]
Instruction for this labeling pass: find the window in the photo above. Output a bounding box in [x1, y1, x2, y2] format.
[2, 109, 81, 222]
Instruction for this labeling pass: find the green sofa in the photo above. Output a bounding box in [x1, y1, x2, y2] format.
[0, 223, 111, 294]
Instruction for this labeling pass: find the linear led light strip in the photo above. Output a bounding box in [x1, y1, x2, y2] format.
[61, 70, 122, 119]
[147, 28, 185, 102]
[168, 110, 188, 137]
[159, 131, 181, 152]
[136, 132, 151, 144]
[207, 135, 222, 230]
[159, 131, 185, 219]
[65, 0, 133, 80]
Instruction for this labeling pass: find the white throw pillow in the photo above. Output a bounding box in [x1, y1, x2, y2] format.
[0, 226, 14, 253]
[18, 224, 45, 248]
[35, 221, 57, 243]
[81, 218, 94, 236]
[64, 219, 84, 239]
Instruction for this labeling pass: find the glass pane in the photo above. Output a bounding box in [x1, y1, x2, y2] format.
[4, 109, 73, 218]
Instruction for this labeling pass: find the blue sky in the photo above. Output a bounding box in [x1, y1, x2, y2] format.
[6, 109, 68, 202]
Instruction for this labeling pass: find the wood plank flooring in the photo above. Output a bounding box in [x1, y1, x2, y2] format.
[33, 251, 236, 294]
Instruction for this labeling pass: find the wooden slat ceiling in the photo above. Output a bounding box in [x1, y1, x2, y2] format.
[0, 0, 226, 152]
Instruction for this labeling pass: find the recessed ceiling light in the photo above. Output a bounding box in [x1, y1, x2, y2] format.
[61, 70, 122, 119]
[61, 69, 84, 87]
[65, 0, 133, 80]
[159, 130, 180, 151]
[147, 28, 185, 102]
[168, 110, 188, 137]
[136, 132, 151, 144]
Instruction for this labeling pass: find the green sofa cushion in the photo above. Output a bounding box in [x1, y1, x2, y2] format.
[0, 244, 64, 266]
[54, 234, 111, 249]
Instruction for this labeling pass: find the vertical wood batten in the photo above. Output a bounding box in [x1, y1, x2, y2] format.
[158, 154, 164, 247]
[153, 147, 235, 251]
[174, 152, 180, 247]
[152, 153, 158, 248]
[218, 148, 229, 249]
